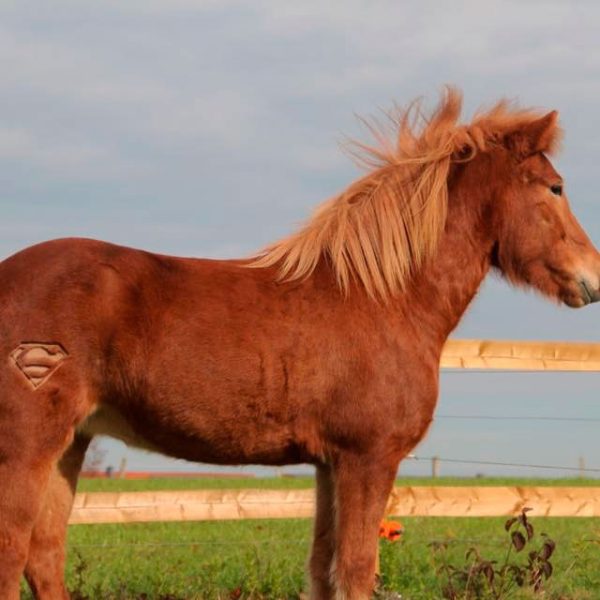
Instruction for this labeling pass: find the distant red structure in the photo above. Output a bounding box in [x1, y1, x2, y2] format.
[80, 471, 255, 480]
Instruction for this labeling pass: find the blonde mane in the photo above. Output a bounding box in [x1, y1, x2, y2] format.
[251, 87, 561, 300]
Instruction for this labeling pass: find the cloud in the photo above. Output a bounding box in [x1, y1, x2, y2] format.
[1, 0, 598, 192]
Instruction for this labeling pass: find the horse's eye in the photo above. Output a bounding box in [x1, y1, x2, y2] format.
[550, 184, 563, 196]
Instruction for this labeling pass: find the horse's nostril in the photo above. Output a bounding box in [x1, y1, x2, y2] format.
[580, 280, 592, 304]
[580, 280, 600, 305]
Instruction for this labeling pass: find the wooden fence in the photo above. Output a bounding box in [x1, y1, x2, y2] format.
[69, 339, 600, 525]
[69, 486, 600, 524]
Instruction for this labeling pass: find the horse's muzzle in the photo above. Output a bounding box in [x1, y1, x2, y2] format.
[579, 279, 600, 305]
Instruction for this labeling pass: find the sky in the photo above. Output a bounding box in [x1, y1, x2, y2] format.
[2, 1, 600, 477]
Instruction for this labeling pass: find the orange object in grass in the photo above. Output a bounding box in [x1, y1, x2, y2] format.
[379, 519, 404, 542]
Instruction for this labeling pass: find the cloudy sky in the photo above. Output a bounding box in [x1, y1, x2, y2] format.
[2, 1, 600, 477]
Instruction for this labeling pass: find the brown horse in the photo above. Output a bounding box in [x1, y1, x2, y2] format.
[1, 89, 599, 600]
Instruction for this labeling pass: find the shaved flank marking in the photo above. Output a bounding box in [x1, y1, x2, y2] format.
[10, 343, 68, 389]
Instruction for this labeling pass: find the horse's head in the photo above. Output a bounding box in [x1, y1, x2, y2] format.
[253, 89, 600, 306]
[489, 113, 600, 308]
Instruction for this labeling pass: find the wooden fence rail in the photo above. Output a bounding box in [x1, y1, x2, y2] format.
[69, 486, 600, 524]
[441, 339, 600, 371]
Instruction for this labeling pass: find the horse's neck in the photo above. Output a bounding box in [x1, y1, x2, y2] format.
[400, 191, 494, 345]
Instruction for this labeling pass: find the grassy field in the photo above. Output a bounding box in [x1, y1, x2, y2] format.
[22, 477, 600, 599]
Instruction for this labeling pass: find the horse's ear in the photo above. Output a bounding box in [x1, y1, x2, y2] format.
[506, 111, 560, 158]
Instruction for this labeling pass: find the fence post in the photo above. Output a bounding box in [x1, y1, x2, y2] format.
[432, 456, 440, 478]
[117, 457, 128, 479]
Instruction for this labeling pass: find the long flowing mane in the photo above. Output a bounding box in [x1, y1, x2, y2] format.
[251, 88, 561, 299]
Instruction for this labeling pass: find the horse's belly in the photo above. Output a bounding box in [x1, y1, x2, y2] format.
[77, 403, 313, 466]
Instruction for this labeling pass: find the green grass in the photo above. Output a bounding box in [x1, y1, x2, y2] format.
[20, 477, 600, 599]
[23, 517, 600, 599]
[76, 475, 316, 493]
[76, 475, 600, 493]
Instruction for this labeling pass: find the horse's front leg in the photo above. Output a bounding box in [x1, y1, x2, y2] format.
[24, 434, 91, 600]
[309, 463, 336, 600]
[330, 452, 399, 600]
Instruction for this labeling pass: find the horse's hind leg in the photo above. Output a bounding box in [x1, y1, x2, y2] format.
[24, 434, 91, 600]
[0, 460, 43, 600]
[309, 464, 336, 600]
[0, 364, 89, 599]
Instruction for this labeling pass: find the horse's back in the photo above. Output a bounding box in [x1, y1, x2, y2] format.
[0, 238, 143, 345]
